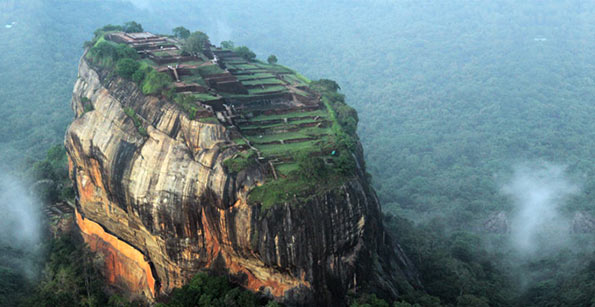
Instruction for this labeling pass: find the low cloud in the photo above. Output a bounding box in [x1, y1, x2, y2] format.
[0, 173, 42, 278]
[502, 163, 578, 255]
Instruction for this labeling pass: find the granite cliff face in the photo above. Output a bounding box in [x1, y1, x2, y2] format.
[66, 41, 418, 305]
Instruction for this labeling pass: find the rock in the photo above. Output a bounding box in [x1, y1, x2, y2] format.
[65, 57, 418, 306]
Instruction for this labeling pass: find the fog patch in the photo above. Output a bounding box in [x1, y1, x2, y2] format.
[126, 0, 154, 11]
[0, 173, 42, 278]
[502, 163, 578, 255]
[213, 19, 233, 44]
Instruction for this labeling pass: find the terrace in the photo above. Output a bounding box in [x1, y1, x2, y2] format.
[100, 32, 339, 188]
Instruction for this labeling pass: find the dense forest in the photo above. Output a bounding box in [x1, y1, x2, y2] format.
[2, 0, 595, 306]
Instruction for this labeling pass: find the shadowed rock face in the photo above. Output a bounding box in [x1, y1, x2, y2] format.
[65, 58, 418, 306]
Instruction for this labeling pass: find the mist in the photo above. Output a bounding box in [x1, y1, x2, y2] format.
[502, 163, 579, 255]
[0, 172, 42, 278]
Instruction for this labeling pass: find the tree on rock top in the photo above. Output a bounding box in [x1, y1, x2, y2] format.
[173, 26, 190, 39]
[116, 58, 140, 79]
[123, 21, 143, 33]
[312, 79, 341, 92]
[182, 31, 210, 56]
[235, 46, 256, 61]
[267, 54, 278, 64]
[221, 40, 235, 49]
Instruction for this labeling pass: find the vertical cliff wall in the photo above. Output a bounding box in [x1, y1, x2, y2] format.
[65, 56, 418, 305]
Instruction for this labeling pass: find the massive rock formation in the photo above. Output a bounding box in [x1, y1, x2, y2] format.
[65, 51, 417, 305]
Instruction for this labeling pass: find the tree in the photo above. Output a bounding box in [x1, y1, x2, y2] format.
[141, 70, 171, 95]
[161, 272, 272, 306]
[172, 26, 190, 39]
[122, 21, 143, 33]
[267, 54, 278, 64]
[114, 43, 138, 60]
[115, 58, 140, 79]
[132, 69, 146, 83]
[221, 40, 235, 49]
[93, 24, 122, 37]
[88, 41, 137, 66]
[182, 31, 210, 56]
[296, 152, 327, 180]
[311, 79, 341, 92]
[89, 41, 117, 61]
[234, 46, 256, 61]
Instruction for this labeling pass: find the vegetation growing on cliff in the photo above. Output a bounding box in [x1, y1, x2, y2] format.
[244, 77, 359, 209]
[140, 70, 171, 95]
[181, 31, 209, 56]
[86, 23, 173, 97]
[123, 107, 148, 137]
[28, 145, 73, 204]
[26, 235, 114, 307]
[223, 150, 258, 174]
[156, 272, 278, 307]
[87, 38, 138, 67]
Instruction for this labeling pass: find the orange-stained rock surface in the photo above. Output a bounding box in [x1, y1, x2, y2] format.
[65, 55, 419, 306]
[76, 209, 156, 298]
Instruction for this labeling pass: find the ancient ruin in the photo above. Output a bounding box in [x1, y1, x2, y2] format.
[101, 31, 329, 178]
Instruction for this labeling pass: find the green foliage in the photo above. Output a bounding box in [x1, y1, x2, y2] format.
[223, 150, 258, 174]
[333, 150, 356, 175]
[313, 84, 359, 176]
[245, 77, 360, 209]
[87, 39, 138, 67]
[316, 80, 358, 137]
[0, 266, 30, 306]
[93, 24, 123, 39]
[311, 79, 340, 92]
[182, 31, 210, 56]
[141, 70, 171, 95]
[295, 151, 326, 180]
[116, 58, 140, 79]
[29, 145, 73, 203]
[157, 272, 273, 307]
[26, 235, 111, 307]
[234, 46, 256, 61]
[267, 54, 278, 64]
[122, 21, 143, 33]
[196, 64, 225, 76]
[124, 107, 148, 137]
[456, 295, 489, 307]
[383, 215, 514, 306]
[248, 153, 352, 210]
[220, 40, 235, 49]
[349, 294, 390, 307]
[81, 96, 94, 113]
[513, 251, 595, 307]
[197, 117, 220, 124]
[174, 94, 200, 119]
[87, 40, 118, 66]
[248, 177, 310, 210]
[173, 26, 191, 39]
[115, 43, 139, 59]
[132, 68, 146, 83]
